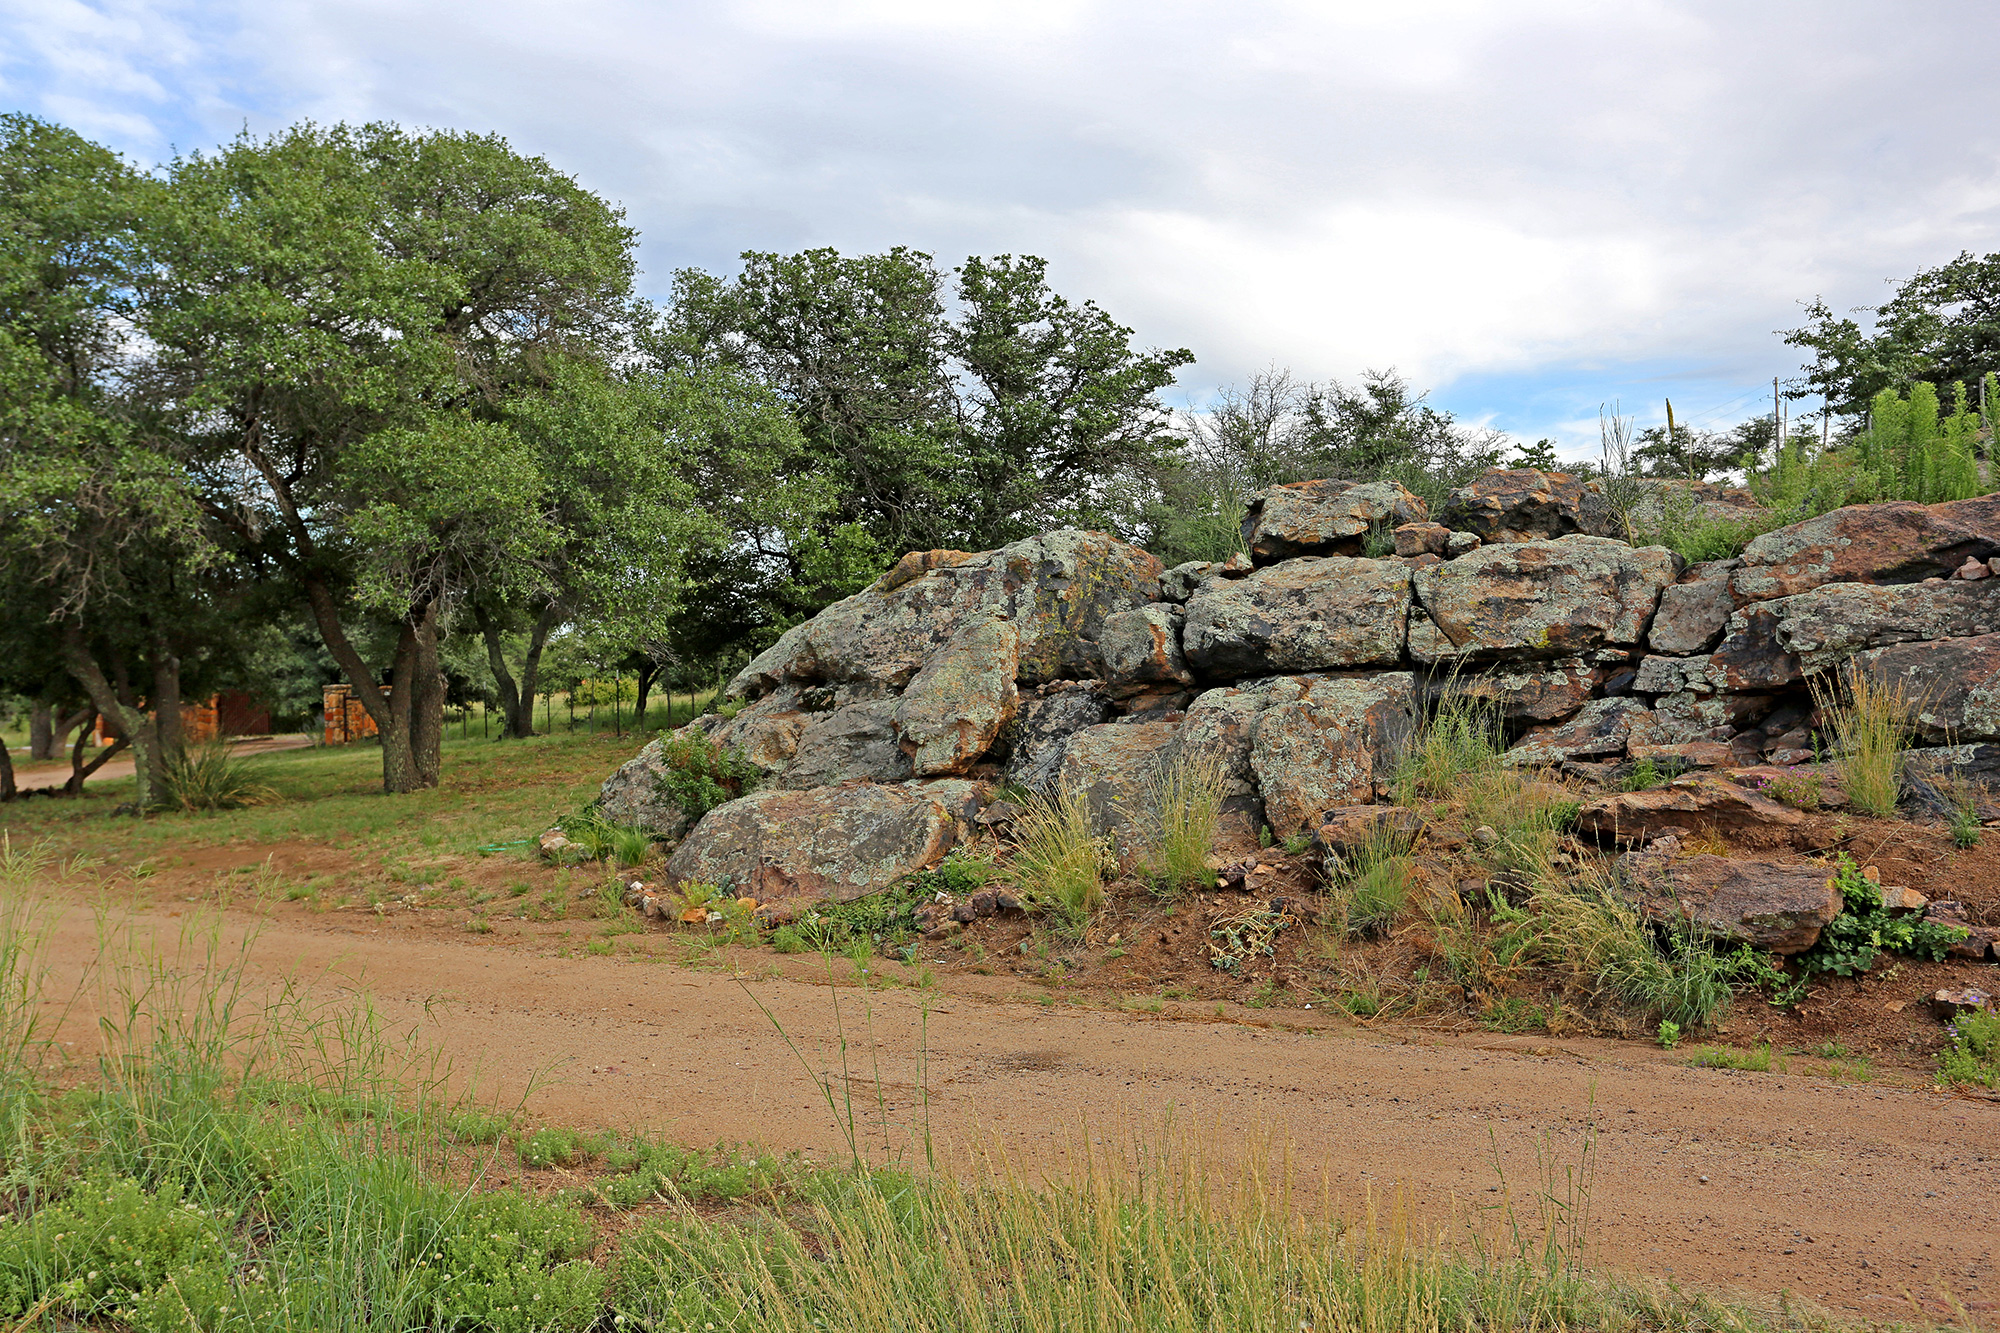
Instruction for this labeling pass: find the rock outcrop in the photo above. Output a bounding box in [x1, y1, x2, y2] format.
[597, 481, 2000, 902]
[1616, 851, 1840, 953]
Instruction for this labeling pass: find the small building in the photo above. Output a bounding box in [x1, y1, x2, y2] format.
[322, 684, 382, 746]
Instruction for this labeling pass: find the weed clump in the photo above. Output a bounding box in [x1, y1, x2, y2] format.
[161, 739, 279, 811]
[1811, 668, 1912, 817]
[1137, 751, 1226, 899]
[654, 729, 760, 822]
[1938, 1008, 2000, 1089]
[1011, 782, 1108, 931]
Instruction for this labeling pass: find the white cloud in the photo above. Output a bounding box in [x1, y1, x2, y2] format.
[4, 0, 2000, 437]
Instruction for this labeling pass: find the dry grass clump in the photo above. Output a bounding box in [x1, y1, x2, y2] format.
[1012, 780, 1108, 930]
[1811, 667, 1913, 817]
[1138, 750, 1227, 898]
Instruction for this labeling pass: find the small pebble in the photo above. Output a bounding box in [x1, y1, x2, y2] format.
[1699, 1175, 1709, 1183]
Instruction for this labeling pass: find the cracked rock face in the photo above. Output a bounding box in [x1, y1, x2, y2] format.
[1730, 495, 2000, 603]
[1239, 478, 1426, 564]
[1436, 467, 1622, 543]
[1409, 536, 1676, 664]
[1616, 851, 1840, 953]
[1181, 557, 1412, 678]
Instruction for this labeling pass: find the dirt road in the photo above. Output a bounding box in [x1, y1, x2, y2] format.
[26, 899, 1996, 1320]
[10, 734, 313, 793]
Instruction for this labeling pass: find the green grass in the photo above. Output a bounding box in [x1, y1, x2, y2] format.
[1138, 751, 1226, 899]
[1011, 781, 1108, 931]
[0, 728, 637, 867]
[1937, 1008, 2000, 1089]
[1687, 1043, 1783, 1073]
[1813, 668, 1911, 817]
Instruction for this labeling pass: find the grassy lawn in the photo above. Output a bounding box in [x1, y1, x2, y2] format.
[0, 730, 667, 932]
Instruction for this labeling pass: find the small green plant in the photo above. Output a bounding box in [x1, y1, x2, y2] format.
[1937, 1008, 2000, 1089]
[1281, 832, 1312, 856]
[1136, 751, 1226, 898]
[1325, 822, 1415, 938]
[1687, 1043, 1780, 1072]
[611, 824, 653, 868]
[1812, 668, 1912, 817]
[1656, 1019, 1681, 1049]
[1395, 692, 1502, 803]
[516, 1125, 585, 1169]
[1789, 853, 1968, 985]
[655, 729, 760, 822]
[161, 738, 279, 811]
[770, 925, 808, 954]
[1479, 995, 1548, 1034]
[1619, 756, 1663, 792]
[1759, 767, 1823, 810]
[1012, 781, 1109, 931]
[1944, 774, 1983, 848]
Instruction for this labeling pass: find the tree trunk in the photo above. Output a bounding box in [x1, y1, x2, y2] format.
[153, 636, 183, 766]
[65, 711, 95, 795]
[474, 604, 527, 738]
[0, 728, 14, 801]
[515, 605, 558, 737]
[411, 600, 444, 788]
[28, 703, 52, 762]
[302, 575, 426, 793]
[59, 628, 155, 809]
[633, 660, 657, 731]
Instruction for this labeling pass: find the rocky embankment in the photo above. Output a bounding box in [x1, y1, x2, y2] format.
[596, 467, 2000, 952]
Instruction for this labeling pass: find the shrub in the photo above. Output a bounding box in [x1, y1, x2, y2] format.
[1791, 854, 1967, 981]
[1394, 693, 1503, 803]
[1812, 668, 1911, 816]
[655, 730, 759, 822]
[0, 1177, 230, 1321]
[161, 739, 278, 812]
[1137, 752, 1226, 898]
[1326, 822, 1415, 938]
[610, 824, 653, 868]
[1938, 1008, 2000, 1089]
[1011, 782, 1108, 930]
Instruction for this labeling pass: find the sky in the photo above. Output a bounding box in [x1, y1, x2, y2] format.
[5, 0, 1998, 459]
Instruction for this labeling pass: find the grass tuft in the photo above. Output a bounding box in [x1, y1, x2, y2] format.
[160, 738, 280, 812]
[1812, 667, 1912, 817]
[1138, 750, 1226, 898]
[1011, 780, 1107, 931]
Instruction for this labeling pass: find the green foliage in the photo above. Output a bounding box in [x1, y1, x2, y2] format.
[1813, 668, 1909, 816]
[1937, 1008, 2000, 1090]
[655, 729, 760, 823]
[1137, 751, 1226, 898]
[1784, 245, 2000, 414]
[1011, 783, 1109, 930]
[1600, 926, 1776, 1031]
[0, 1177, 230, 1323]
[516, 1125, 585, 1169]
[1325, 823, 1416, 938]
[1849, 380, 1984, 504]
[1394, 692, 1504, 804]
[1790, 854, 1968, 982]
[610, 824, 653, 869]
[1687, 1044, 1779, 1072]
[160, 739, 279, 812]
[769, 925, 809, 954]
[1619, 757, 1663, 792]
[1655, 1020, 1681, 1050]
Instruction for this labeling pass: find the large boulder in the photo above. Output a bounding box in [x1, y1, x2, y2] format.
[1854, 634, 2000, 743]
[1100, 604, 1195, 689]
[1250, 673, 1416, 833]
[728, 529, 1162, 697]
[1181, 557, 1411, 678]
[597, 737, 695, 837]
[1730, 495, 2000, 604]
[1420, 658, 1594, 723]
[999, 684, 1112, 793]
[1240, 479, 1426, 564]
[696, 688, 815, 775]
[1503, 698, 1651, 767]
[663, 783, 965, 915]
[895, 612, 1021, 775]
[1409, 536, 1676, 664]
[1616, 851, 1840, 954]
[1647, 560, 1738, 656]
[1648, 577, 2000, 693]
[1575, 775, 1807, 848]
[1436, 468, 1622, 543]
[1057, 719, 1182, 834]
[781, 700, 911, 788]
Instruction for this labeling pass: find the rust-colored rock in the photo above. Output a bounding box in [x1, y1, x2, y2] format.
[1615, 851, 1839, 953]
[1101, 604, 1194, 688]
[1410, 536, 1676, 664]
[1575, 775, 1807, 848]
[1421, 658, 1594, 723]
[664, 783, 965, 917]
[1393, 521, 1451, 557]
[1503, 698, 1651, 767]
[1648, 559, 1738, 656]
[1730, 495, 2000, 604]
[1182, 557, 1411, 677]
[896, 612, 1022, 775]
[1240, 479, 1427, 564]
[1853, 632, 2000, 743]
[1250, 673, 1416, 834]
[1436, 467, 1622, 543]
